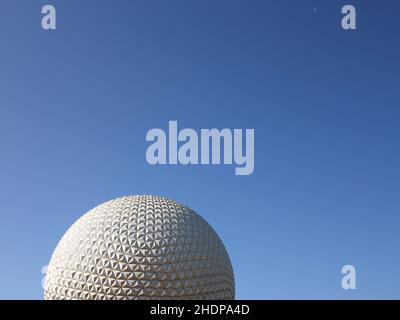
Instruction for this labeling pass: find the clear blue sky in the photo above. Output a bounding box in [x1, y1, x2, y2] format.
[0, 0, 399, 299]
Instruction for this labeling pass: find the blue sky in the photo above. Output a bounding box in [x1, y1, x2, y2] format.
[0, 0, 399, 299]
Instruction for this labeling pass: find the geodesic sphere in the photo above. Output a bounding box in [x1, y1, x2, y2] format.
[44, 195, 235, 300]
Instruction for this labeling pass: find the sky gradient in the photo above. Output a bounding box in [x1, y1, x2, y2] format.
[0, 0, 399, 299]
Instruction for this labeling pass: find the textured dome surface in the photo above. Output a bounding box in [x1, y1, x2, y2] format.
[44, 195, 235, 300]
